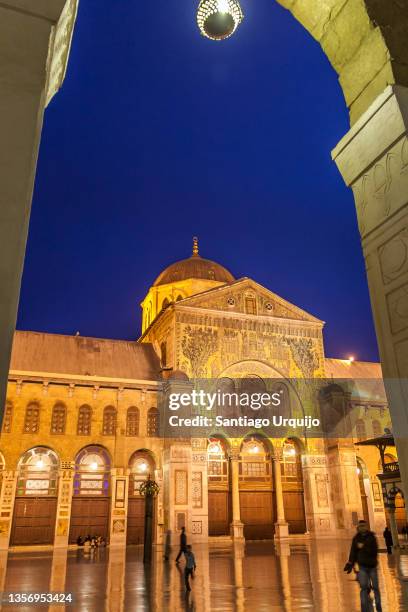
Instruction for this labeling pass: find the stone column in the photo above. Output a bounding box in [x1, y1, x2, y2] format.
[332, 85, 408, 498]
[0, 1, 78, 414]
[54, 464, 74, 548]
[301, 454, 333, 537]
[109, 469, 129, 547]
[229, 450, 244, 540]
[274, 452, 289, 540]
[388, 507, 400, 550]
[191, 439, 209, 542]
[0, 470, 18, 550]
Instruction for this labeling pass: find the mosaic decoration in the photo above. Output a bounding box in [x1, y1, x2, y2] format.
[175, 470, 188, 505]
[192, 472, 202, 509]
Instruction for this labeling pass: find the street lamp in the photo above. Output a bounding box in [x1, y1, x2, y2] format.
[197, 0, 244, 41]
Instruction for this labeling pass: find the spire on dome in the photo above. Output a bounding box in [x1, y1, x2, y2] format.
[192, 236, 199, 257]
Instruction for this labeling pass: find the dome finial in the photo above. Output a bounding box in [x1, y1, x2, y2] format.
[192, 236, 199, 257]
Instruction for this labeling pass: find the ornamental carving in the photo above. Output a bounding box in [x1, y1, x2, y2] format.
[285, 338, 319, 378]
[181, 326, 218, 377]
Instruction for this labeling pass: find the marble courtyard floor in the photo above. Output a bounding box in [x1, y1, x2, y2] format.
[0, 539, 408, 611]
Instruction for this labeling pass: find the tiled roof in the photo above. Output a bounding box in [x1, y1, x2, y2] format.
[10, 331, 160, 381]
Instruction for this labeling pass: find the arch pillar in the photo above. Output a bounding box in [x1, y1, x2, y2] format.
[54, 463, 74, 548]
[333, 85, 408, 504]
[229, 448, 244, 540]
[0, 0, 78, 414]
[273, 449, 289, 540]
[109, 468, 129, 547]
[0, 470, 18, 550]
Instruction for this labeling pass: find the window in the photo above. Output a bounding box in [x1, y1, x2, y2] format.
[2, 401, 12, 433]
[129, 451, 155, 495]
[207, 439, 228, 483]
[162, 298, 170, 310]
[240, 438, 271, 480]
[372, 419, 382, 437]
[23, 403, 40, 433]
[245, 296, 257, 315]
[356, 419, 367, 441]
[51, 403, 66, 434]
[147, 407, 159, 437]
[126, 407, 139, 437]
[103, 406, 117, 436]
[73, 446, 110, 496]
[77, 405, 92, 436]
[16, 447, 59, 497]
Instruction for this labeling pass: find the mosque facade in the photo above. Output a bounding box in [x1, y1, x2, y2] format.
[0, 240, 401, 549]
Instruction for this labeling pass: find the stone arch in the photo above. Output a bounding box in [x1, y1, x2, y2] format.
[127, 449, 157, 545]
[276, 0, 408, 124]
[69, 444, 112, 544]
[11, 446, 60, 546]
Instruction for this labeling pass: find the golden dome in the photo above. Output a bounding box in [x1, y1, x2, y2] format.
[153, 237, 235, 287]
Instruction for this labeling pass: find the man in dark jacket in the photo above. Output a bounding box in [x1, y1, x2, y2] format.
[383, 526, 393, 554]
[344, 520, 382, 612]
[175, 526, 187, 563]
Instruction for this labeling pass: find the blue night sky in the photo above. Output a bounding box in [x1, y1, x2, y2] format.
[17, 0, 379, 362]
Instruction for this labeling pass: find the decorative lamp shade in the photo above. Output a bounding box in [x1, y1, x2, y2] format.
[197, 0, 244, 41]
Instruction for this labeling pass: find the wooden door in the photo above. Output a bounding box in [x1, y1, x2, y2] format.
[283, 491, 306, 534]
[208, 491, 230, 536]
[11, 498, 57, 545]
[240, 491, 274, 539]
[69, 497, 110, 543]
[127, 498, 145, 544]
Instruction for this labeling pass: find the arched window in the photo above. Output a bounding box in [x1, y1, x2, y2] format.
[239, 438, 271, 481]
[16, 447, 59, 497]
[126, 407, 139, 437]
[162, 298, 170, 310]
[23, 403, 40, 434]
[372, 419, 382, 437]
[356, 419, 367, 441]
[2, 400, 12, 433]
[176, 295, 183, 302]
[73, 446, 111, 496]
[160, 341, 167, 367]
[207, 438, 228, 484]
[102, 406, 117, 436]
[50, 403, 66, 434]
[77, 405, 92, 436]
[129, 451, 155, 495]
[147, 407, 159, 437]
[282, 439, 302, 481]
[240, 375, 266, 395]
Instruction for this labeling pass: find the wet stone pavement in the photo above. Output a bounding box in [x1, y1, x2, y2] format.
[0, 540, 407, 611]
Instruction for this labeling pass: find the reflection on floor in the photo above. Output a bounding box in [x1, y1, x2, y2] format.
[0, 540, 407, 611]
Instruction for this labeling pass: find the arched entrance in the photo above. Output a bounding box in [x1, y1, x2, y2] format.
[207, 437, 230, 536]
[69, 445, 111, 543]
[281, 439, 306, 534]
[127, 450, 155, 544]
[239, 437, 274, 540]
[11, 447, 59, 545]
[357, 458, 370, 526]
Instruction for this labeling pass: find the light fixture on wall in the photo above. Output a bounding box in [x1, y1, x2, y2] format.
[197, 0, 244, 41]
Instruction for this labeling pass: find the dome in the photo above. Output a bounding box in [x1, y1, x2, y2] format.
[153, 238, 235, 287]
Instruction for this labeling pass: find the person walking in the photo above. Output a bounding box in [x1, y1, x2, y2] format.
[184, 545, 196, 592]
[344, 520, 382, 612]
[175, 526, 187, 563]
[383, 526, 393, 554]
